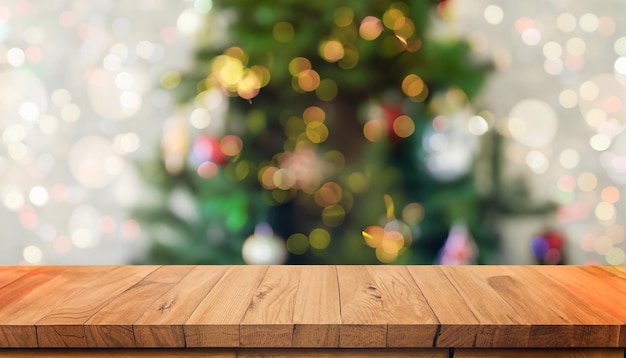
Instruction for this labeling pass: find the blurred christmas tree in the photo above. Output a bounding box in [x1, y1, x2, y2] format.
[134, 0, 539, 264]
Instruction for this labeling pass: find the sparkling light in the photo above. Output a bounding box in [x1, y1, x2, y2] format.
[29, 186, 49, 206]
[4, 189, 24, 210]
[543, 58, 563, 75]
[579, 80, 599, 101]
[467, 115, 489, 135]
[559, 149, 580, 169]
[598, 17, 616, 37]
[601, 186, 620, 203]
[113, 132, 141, 154]
[319, 40, 344, 62]
[508, 99, 558, 148]
[590, 134, 611, 151]
[359, 16, 383, 40]
[39, 115, 58, 134]
[19, 102, 39, 121]
[614, 57, 626, 75]
[60, 103, 80, 122]
[392, 115, 415, 138]
[578, 172, 598, 192]
[7, 47, 25, 67]
[23, 245, 42, 264]
[103, 54, 122, 71]
[595, 202, 616, 222]
[115, 72, 134, 90]
[526, 150, 549, 174]
[614, 37, 626, 56]
[483, 5, 503, 25]
[71, 228, 93, 249]
[606, 247, 625, 264]
[51, 88, 71, 106]
[194, 0, 213, 13]
[558, 89, 578, 108]
[566, 37, 586, 56]
[177, 9, 201, 36]
[557, 13, 577, 32]
[286, 233, 309, 255]
[579, 13, 599, 33]
[543, 41, 562, 59]
[521, 28, 541, 46]
[69, 136, 123, 188]
[309, 228, 331, 250]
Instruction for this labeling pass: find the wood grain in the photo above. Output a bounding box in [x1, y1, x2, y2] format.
[240, 265, 301, 347]
[84, 265, 194, 347]
[133, 265, 229, 348]
[536, 265, 626, 346]
[184, 265, 268, 347]
[237, 348, 449, 357]
[369, 266, 438, 347]
[407, 266, 480, 347]
[0, 348, 448, 357]
[0, 267, 67, 347]
[455, 348, 625, 358]
[0, 266, 35, 289]
[0, 266, 113, 348]
[336, 266, 438, 348]
[0, 265, 625, 352]
[0, 349, 236, 357]
[336, 265, 389, 348]
[35, 266, 157, 347]
[510, 266, 620, 347]
[439, 266, 533, 348]
[291, 265, 341, 347]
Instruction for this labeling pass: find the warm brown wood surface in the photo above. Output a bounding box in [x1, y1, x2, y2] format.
[0, 265, 625, 350]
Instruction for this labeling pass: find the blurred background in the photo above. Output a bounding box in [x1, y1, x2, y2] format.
[0, 0, 624, 265]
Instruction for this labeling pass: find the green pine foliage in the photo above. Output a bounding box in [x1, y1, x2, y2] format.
[134, 0, 507, 265]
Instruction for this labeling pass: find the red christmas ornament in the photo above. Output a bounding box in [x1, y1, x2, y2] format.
[192, 135, 227, 165]
[531, 229, 566, 265]
[436, 0, 450, 13]
[383, 104, 405, 141]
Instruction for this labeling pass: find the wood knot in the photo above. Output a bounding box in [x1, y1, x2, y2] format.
[158, 300, 174, 313]
[255, 285, 273, 299]
[364, 285, 382, 300]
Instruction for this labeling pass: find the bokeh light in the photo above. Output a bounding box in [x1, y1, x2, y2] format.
[1, 0, 625, 267]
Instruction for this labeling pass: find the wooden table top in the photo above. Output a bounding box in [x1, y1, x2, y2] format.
[0, 265, 625, 349]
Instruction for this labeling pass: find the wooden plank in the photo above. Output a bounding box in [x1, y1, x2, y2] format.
[336, 266, 438, 348]
[0, 266, 67, 348]
[0, 266, 35, 289]
[0, 349, 236, 357]
[406, 266, 479, 347]
[35, 266, 157, 348]
[184, 265, 268, 347]
[536, 266, 626, 346]
[133, 265, 229, 348]
[437, 266, 531, 348]
[291, 265, 341, 347]
[603, 265, 626, 277]
[336, 266, 388, 348]
[84, 266, 194, 348]
[455, 348, 625, 358]
[1, 265, 625, 351]
[0, 266, 111, 348]
[508, 266, 621, 348]
[468, 266, 600, 347]
[370, 266, 438, 347]
[239, 265, 300, 347]
[0, 348, 448, 357]
[237, 348, 449, 357]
